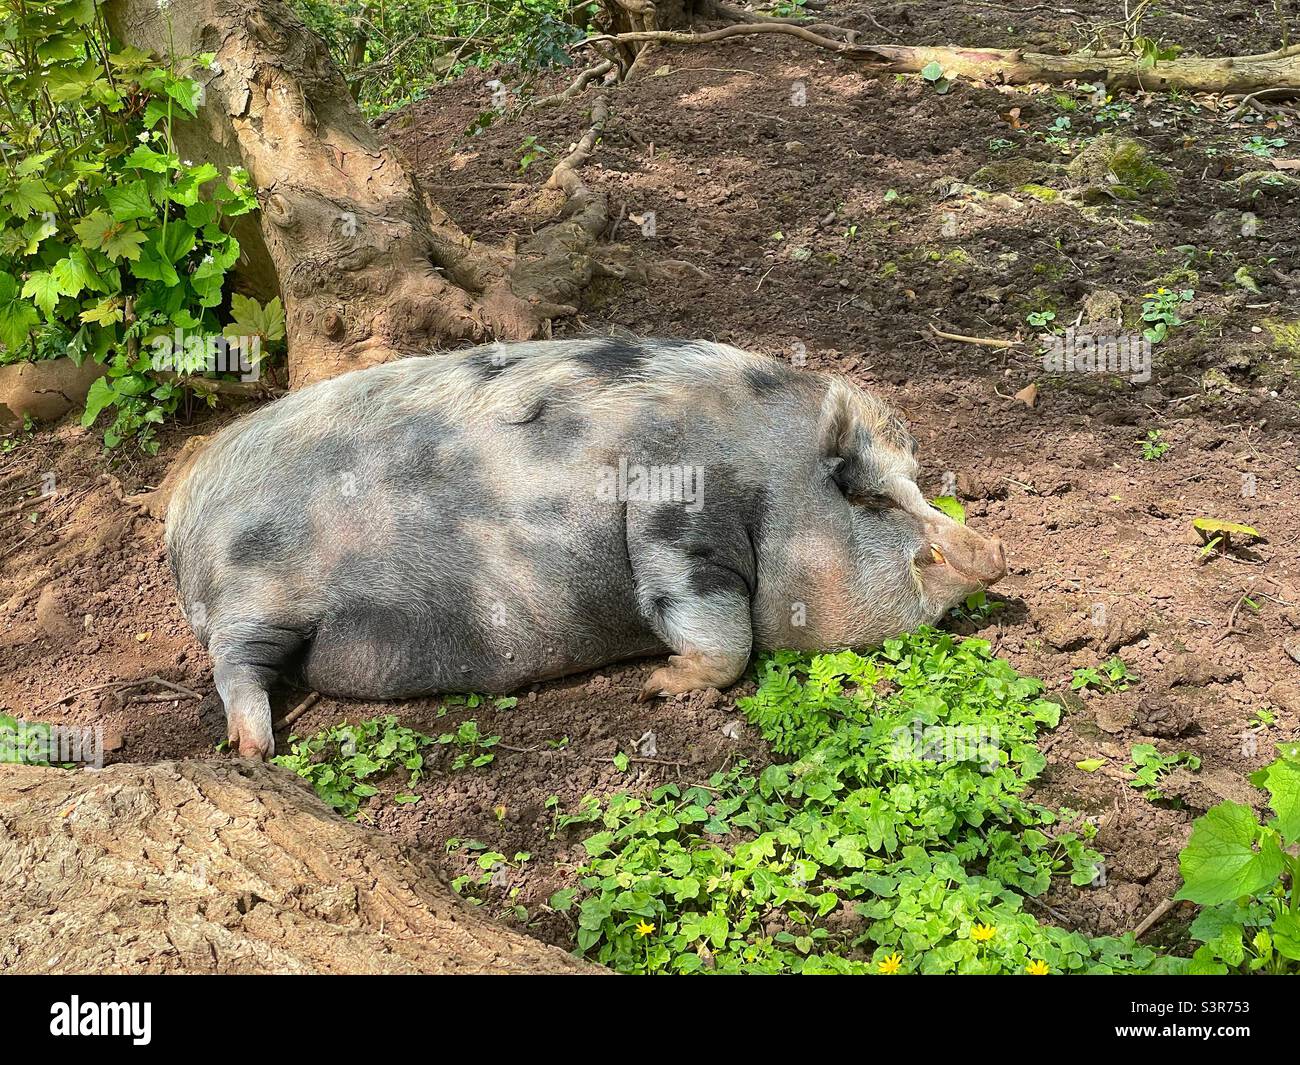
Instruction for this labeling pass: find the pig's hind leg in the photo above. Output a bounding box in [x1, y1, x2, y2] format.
[627, 506, 754, 701]
[209, 620, 307, 759]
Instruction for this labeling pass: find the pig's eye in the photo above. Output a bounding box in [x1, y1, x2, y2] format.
[847, 491, 895, 511]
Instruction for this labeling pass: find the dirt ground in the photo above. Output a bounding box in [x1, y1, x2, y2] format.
[3, 0, 1299, 960]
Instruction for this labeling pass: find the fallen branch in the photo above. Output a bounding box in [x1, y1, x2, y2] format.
[580, 25, 1300, 95]
[1225, 85, 1300, 121]
[928, 324, 1023, 348]
[35, 675, 200, 715]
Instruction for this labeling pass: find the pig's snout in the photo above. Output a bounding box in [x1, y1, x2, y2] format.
[958, 534, 1007, 585]
[924, 522, 1008, 587]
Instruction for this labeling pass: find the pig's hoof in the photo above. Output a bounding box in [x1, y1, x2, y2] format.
[639, 653, 744, 702]
[638, 663, 701, 702]
[229, 723, 274, 760]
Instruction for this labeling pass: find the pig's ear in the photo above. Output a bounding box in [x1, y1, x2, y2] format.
[818, 380, 880, 498]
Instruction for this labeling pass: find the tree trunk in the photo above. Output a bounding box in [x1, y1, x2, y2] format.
[0, 760, 602, 974]
[105, 0, 605, 386]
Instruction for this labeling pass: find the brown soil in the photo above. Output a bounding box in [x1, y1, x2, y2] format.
[3, 1, 1299, 963]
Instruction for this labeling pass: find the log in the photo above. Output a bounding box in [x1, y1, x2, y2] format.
[588, 24, 1300, 96]
[0, 760, 601, 974]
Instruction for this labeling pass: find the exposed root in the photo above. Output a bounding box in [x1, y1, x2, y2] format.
[529, 59, 615, 108]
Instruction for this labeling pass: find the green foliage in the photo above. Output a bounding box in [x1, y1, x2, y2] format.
[1140, 286, 1193, 344]
[1241, 135, 1286, 159]
[0, 712, 67, 766]
[436, 718, 500, 770]
[1139, 427, 1170, 461]
[918, 60, 952, 95]
[1175, 747, 1300, 974]
[1071, 656, 1137, 693]
[1133, 36, 1181, 68]
[1126, 743, 1200, 801]
[563, 630, 1156, 974]
[0, 0, 263, 451]
[271, 715, 434, 817]
[289, 0, 586, 116]
[930, 496, 965, 523]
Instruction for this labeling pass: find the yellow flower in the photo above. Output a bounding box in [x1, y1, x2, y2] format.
[971, 923, 996, 943]
[634, 920, 655, 938]
[877, 952, 903, 974]
[1026, 959, 1050, 975]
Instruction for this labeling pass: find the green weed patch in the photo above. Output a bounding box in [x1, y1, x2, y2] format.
[558, 629, 1160, 974]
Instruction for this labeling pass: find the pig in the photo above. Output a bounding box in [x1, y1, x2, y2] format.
[165, 338, 1006, 758]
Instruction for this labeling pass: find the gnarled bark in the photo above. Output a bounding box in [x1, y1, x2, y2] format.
[106, 0, 606, 386]
[0, 760, 601, 974]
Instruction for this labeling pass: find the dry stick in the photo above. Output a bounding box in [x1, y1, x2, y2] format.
[1132, 897, 1179, 939]
[928, 324, 1023, 348]
[582, 28, 1300, 95]
[1218, 590, 1253, 640]
[1225, 85, 1300, 121]
[36, 675, 200, 715]
[282, 691, 322, 727]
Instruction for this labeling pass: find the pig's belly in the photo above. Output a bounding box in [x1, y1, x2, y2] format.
[292, 544, 666, 698]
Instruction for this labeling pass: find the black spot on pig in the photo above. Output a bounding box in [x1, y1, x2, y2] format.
[744, 365, 791, 396]
[468, 345, 515, 380]
[573, 338, 650, 377]
[232, 516, 302, 566]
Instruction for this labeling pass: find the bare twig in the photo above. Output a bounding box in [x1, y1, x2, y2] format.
[35, 675, 199, 715]
[282, 691, 322, 727]
[928, 324, 1023, 348]
[1132, 897, 1179, 939]
[1224, 85, 1300, 121]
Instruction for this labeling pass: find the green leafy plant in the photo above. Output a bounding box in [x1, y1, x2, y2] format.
[1193, 516, 1261, 560]
[1139, 428, 1170, 461]
[516, 134, 549, 173]
[1175, 747, 1300, 973]
[1126, 742, 1200, 801]
[272, 715, 434, 817]
[0, 0, 263, 451]
[1026, 309, 1056, 329]
[1071, 656, 1137, 694]
[1133, 36, 1181, 67]
[1140, 287, 1193, 344]
[919, 60, 952, 95]
[558, 630, 1156, 974]
[290, 0, 585, 116]
[1241, 135, 1287, 159]
[437, 718, 501, 770]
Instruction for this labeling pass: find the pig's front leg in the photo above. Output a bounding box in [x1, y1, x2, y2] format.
[627, 503, 754, 701]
